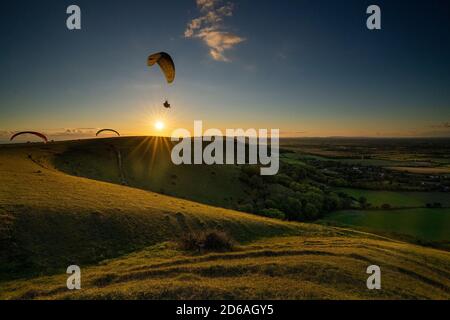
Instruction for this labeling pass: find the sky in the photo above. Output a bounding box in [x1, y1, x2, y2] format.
[1, 0, 450, 141]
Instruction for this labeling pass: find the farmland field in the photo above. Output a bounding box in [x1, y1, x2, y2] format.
[337, 188, 450, 208]
[321, 208, 450, 243]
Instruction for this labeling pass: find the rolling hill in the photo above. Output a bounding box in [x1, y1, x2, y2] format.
[0, 137, 449, 299]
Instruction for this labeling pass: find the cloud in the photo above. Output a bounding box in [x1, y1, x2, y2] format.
[197, 0, 219, 11]
[52, 128, 97, 136]
[279, 130, 308, 137]
[431, 122, 450, 129]
[185, 0, 245, 62]
[277, 52, 288, 60]
[0, 130, 13, 139]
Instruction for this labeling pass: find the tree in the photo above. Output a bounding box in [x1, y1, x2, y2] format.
[303, 203, 319, 220]
[359, 196, 369, 209]
[260, 208, 285, 220]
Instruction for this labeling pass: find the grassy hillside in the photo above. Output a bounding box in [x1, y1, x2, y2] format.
[53, 137, 247, 208]
[0, 140, 300, 280]
[2, 236, 449, 300]
[1, 138, 449, 299]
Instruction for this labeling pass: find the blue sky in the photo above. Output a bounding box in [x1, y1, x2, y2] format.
[1, 0, 449, 140]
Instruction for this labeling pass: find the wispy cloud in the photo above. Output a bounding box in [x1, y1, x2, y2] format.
[185, 0, 245, 62]
[0, 128, 97, 141]
[58, 128, 97, 135]
[431, 122, 450, 129]
[279, 131, 308, 136]
[0, 130, 13, 138]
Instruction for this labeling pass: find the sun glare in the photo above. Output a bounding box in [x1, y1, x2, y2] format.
[155, 121, 165, 131]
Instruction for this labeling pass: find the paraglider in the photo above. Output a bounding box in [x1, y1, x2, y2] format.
[147, 52, 175, 109]
[95, 129, 126, 185]
[96, 129, 120, 137]
[147, 52, 175, 84]
[10, 131, 48, 143]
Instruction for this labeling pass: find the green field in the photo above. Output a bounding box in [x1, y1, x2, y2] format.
[338, 188, 450, 208]
[322, 209, 450, 243]
[281, 148, 435, 167]
[1, 138, 449, 299]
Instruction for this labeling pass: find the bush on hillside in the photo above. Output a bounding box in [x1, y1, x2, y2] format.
[260, 208, 285, 219]
[178, 230, 234, 252]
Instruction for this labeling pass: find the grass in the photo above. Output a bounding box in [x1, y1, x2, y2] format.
[1, 137, 450, 300]
[338, 188, 450, 208]
[0, 140, 300, 280]
[1, 236, 449, 300]
[53, 137, 246, 208]
[321, 208, 450, 243]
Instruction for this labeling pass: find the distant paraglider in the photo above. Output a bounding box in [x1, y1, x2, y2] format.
[95, 128, 126, 185]
[10, 131, 48, 143]
[96, 129, 120, 137]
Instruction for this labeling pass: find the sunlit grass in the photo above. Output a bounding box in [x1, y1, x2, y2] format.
[2, 236, 450, 300]
[1, 138, 450, 300]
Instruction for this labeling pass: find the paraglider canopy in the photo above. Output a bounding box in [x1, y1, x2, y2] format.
[147, 52, 175, 84]
[96, 129, 120, 137]
[10, 131, 48, 143]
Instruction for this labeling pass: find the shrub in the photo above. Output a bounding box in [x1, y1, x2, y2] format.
[236, 203, 254, 213]
[178, 230, 234, 252]
[260, 208, 285, 219]
[433, 202, 442, 208]
[303, 203, 319, 220]
[178, 232, 202, 252]
[203, 231, 234, 251]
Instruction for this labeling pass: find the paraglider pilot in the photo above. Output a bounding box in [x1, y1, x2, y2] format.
[163, 100, 171, 109]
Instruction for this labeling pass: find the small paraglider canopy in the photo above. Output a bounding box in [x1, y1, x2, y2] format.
[96, 129, 120, 137]
[163, 100, 171, 109]
[147, 52, 175, 84]
[10, 131, 48, 143]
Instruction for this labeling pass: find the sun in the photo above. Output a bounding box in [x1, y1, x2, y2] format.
[154, 121, 165, 131]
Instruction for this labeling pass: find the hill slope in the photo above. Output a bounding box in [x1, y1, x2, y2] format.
[0, 138, 449, 299]
[0, 140, 301, 280]
[53, 137, 247, 208]
[2, 236, 449, 300]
